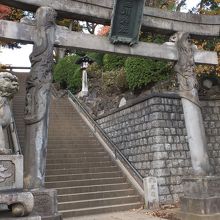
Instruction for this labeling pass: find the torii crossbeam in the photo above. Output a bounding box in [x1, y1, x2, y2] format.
[0, 20, 218, 65]
[0, 0, 219, 38]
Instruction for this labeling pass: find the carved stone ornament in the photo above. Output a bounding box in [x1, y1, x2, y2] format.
[170, 32, 211, 176]
[0, 191, 34, 217]
[170, 32, 200, 106]
[24, 7, 57, 189]
[0, 72, 19, 155]
[24, 7, 57, 125]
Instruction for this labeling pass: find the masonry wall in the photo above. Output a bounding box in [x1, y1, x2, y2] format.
[95, 94, 220, 204]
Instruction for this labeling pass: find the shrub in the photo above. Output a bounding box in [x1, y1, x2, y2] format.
[125, 57, 171, 91]
[53, 54, 80, 88]
[103, 54, 126, 71]
[102, 68, 128, 93]
[102, 70, 118, 93]
[87, 52, 104, 66]
[115, 68, 128, 92]
[68, 67, 82, 93]
[87, 63, 102, 78]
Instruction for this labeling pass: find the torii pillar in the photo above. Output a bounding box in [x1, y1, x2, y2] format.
[171, 32, 220, 220]
[23, 7, 62, 220]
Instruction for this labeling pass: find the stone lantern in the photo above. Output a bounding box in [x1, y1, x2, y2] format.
[75, 55, 94, 97]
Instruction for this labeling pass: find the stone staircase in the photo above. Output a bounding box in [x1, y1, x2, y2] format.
[13, 73, 143, 218]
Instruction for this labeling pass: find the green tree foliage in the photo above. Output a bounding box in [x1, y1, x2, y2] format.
[68, 67, 82, 93]
[87, 52, 104, 66]
[103, 54, 127, 71]
[125, 57, 172, 91]
[53, 54, 81, 91]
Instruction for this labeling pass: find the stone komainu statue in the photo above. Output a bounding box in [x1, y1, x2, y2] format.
[0, 72, 19, 154]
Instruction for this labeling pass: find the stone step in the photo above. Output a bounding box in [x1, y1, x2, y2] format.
[13, 74, 143, 218]
[47, 148, 105, 154]
[54, 183, 131, 195]
[47, 144, 102, 148]
[46, 166, 119, 175]
[59, 195, 140, 210]
[47, 139, 99, 143]
[46, 156, 111, 164]
[60, 202, 142, 218]
[45, 171, 122, 182]
[45, 177, 126, 188]
[46, 161, 114, 170]
[48, 135, 94, 138]
[47, 152, 108, 159]
[57, 189, 136, 203]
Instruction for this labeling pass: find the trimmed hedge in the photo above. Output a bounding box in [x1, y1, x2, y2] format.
[125, 57, 171, 91]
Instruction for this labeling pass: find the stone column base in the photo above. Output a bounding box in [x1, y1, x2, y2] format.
[179, 176, 220, 220]
[0, 212, 41, 220]
[178, 211, 220, 220]
[0, 191, 34, 217]
[31, 189, 62, 220]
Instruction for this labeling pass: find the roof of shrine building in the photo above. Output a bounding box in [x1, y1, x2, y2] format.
[1, 0, 219, 37]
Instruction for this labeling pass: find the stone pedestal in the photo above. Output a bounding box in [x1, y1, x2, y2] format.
[179, 176, 220, 220]
[31, 189, 62, 220]
[0, 155, 23, 191]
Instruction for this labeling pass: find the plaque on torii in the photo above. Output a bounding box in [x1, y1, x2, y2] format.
[109, 0, 145, 45]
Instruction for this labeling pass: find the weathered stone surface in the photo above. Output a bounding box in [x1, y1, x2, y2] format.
[179, 176, 220, 219]
[171, 32, 211, 176]
[0, 191, 34, 217]
[179, 212, 220, 220]
[0, 20, 218, 65]
[96, 94, 220, 204]
[0, 155, 23, 191]
[143, 177, 159, 209]
[1, 0, 219, 37]
[119, 97, 127, 108]
[31, 189, 62, 220]
[0, 212, 41, 220]
[23, 7, 57, 189]
[182, 176, 220, 198]
[0, 72, 19, 155]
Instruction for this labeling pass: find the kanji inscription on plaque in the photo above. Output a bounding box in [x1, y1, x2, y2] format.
[109, 0, 145, 45]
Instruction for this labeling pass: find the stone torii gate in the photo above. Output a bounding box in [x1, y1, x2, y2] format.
[0, 0, 219, 219]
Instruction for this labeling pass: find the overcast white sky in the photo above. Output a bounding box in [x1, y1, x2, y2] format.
[0, 0, 201, 69]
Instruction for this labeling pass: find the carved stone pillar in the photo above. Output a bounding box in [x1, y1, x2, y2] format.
[23, 7, 62, 220]
[171, 32, 220, 220]
[23, 7, 57, 190]
[170, 32, 211, 176]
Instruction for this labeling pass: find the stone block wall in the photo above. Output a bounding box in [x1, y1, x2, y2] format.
[96, 94, 220, 204]
[202, 100, 220, 174]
